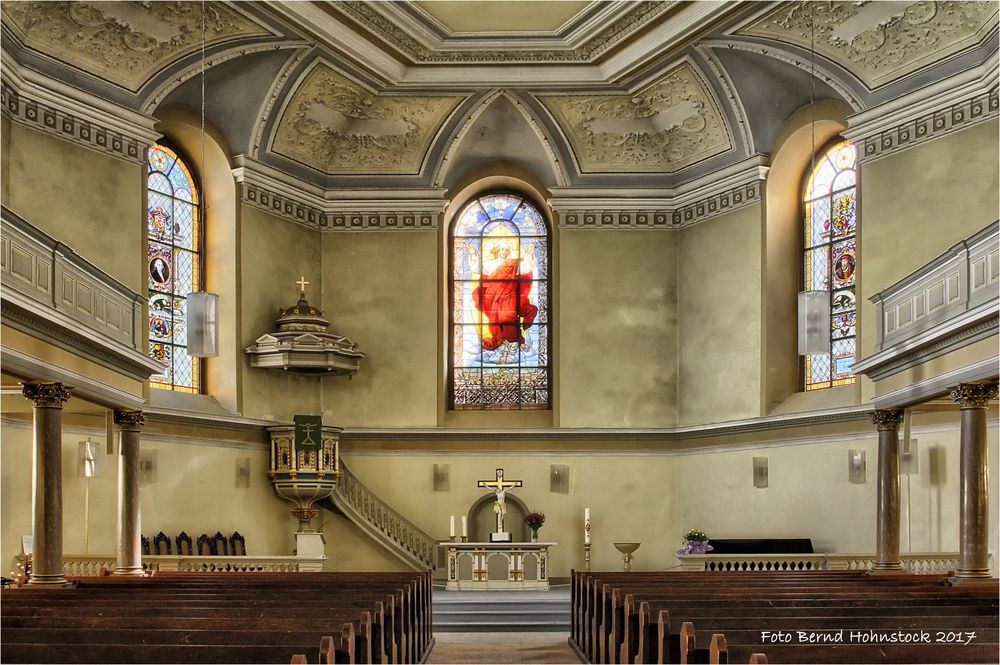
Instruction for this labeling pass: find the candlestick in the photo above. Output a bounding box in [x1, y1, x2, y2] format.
[584, 542, 592, 572]
[584, 507, 591, 545]
[449, 515, 455, 539]
[461, 515, 468, 538]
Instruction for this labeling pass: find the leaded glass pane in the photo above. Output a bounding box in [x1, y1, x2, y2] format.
[147, 143, 201, 392]
[450, 193, 550, 409]
[803, 140, 857, 390]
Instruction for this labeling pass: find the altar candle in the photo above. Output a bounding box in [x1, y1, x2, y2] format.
[461, 515, 468, 538]
[450, 515, 455, 538]
[584, 507, 591, 544]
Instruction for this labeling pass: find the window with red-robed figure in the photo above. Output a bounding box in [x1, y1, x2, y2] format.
[451, 194, 549, 409]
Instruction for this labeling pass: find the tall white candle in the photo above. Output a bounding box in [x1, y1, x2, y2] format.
[584, 507, 591, 544]
[450, 515, 455, 538]
[461, 515, 468, 538]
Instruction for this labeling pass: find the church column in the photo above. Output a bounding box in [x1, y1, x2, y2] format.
[949, 382, 998, 582]
[22, 381, 72, 585]
[113, 409, 147, 576]
[870, 409, 904, 572]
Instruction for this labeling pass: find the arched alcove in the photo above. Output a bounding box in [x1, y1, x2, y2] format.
[467, 492, 529, 542]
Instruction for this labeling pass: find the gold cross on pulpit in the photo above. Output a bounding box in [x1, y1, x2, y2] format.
[296, 276, 310, 296]
[478, 469, 523, 536]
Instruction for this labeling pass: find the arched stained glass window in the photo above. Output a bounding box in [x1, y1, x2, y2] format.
[450, 193, 550, 409]
[803, 140, 857, 391]
[147, 143, 202, 393]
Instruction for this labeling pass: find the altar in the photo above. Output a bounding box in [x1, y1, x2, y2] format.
[441, 541, 556, 590]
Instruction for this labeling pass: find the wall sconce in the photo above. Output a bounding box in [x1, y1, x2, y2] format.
[78, 439, 97, 478]
[848, 449, 866, 484]
[433, 464, 450, 492]
[550, 464, 569, 493]
[235, 457, 251, 488]
[187, 291, 219, 357]
[753, 456, 768, 488]
[139, 450, 157, 484]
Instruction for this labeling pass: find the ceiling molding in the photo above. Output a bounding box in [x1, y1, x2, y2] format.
[695, 45, 755, 154]
[871, 357, 999, 410]
[845, 51, 999, 163]
[1, 50, 160, 162]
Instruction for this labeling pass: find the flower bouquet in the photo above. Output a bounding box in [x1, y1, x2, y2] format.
[676, 528, 713, 556]
[525, 511, 545, 541]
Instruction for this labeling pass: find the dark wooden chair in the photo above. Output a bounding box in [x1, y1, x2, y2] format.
[212, 532, 229, 556]
[153, 531, 172, 555]
[230, 531, 246, 556]
[175, 532, 192, 556]
[140, 536, 150, 556]
[196, 534, 213, 557]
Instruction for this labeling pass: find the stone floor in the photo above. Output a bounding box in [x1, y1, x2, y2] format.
[427, 632, 580, 664]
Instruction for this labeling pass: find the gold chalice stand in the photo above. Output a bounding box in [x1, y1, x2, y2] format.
[613, 542, 641, 572]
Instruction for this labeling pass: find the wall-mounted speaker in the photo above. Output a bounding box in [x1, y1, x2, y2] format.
[848, 449, 866, 484]
[235, 457, 252, 488]
[550, 464, 569, 493]
[753, 456, 768, 489]
[433, 464, 451, 492]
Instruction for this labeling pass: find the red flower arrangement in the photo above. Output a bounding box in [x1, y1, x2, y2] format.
[525, 512, 545, 530]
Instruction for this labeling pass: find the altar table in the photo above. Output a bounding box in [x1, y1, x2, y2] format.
[439, 541, 556, 590]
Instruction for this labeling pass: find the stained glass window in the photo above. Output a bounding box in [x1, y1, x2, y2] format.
[147, 143, 202, 393]
[803, 140, 857, 391]
[450, 194, 550, 409]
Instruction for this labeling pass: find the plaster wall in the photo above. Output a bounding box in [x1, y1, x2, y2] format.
[558, 230, 678, 427]
[678, 204, 763, 425]
[320, 231, 438, 427]
[1, 122, 143, 291]
[673, 420, 999, 575]
[859, 121, 1000, 403]
[239, 205, 322, 421]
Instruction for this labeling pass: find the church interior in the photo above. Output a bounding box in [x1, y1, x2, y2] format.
[1, 1, 998, 663]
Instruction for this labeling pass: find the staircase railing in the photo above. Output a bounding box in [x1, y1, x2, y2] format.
[326, 461, 438, 571]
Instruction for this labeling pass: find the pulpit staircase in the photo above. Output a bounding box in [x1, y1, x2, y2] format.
[323, 461, 439, 572]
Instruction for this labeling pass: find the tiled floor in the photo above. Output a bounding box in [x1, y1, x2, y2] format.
[427, 632, 580, 664]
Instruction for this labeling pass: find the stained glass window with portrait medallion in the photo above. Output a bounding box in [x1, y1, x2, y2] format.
[803, 140, 857, 391]
[451, 194, 550, 409]
[146, 143, 202, 393]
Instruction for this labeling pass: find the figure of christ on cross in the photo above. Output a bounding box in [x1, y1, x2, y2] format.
[478, 468, 523, 536]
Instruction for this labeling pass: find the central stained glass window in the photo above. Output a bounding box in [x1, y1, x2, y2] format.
[147, 143, 202, 393]
[451, 193, 550, 409]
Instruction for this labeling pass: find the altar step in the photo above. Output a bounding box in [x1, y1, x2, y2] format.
[433, 589, 571, 632]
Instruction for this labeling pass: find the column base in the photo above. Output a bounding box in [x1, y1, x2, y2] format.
[951, 569, 993, 584]
[870, 563, 904, 573]
[27, 574, 71, 586]
[112, 566, 147, 577]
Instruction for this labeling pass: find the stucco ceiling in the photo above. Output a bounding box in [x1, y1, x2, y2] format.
[2, 1, 997, 192]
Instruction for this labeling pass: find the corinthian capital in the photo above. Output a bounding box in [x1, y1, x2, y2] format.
[21, 381, 71, 407]
[113, 409, 147, 431]
[949, 383, 999, 409]
[869, 409, 904, 431]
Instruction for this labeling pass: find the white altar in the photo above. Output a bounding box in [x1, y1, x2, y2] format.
[441, 541, 556, 590]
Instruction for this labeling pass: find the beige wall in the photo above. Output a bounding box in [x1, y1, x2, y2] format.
[859, 121, 1000, 402]
[558, 230, 678, 427]
[321, 231, 439, 427]
[2, 122, 143, 291]
[678, 204, 763, 425]
[239, 205, 323, 421]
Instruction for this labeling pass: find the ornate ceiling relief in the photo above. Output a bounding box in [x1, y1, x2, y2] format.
[271, 63, 464, 175]
[738, 1, 998, 89]
[1, 2, 269, 92]
[539, 62, 732, 173]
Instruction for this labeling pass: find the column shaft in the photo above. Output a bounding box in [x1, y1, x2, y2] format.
[114, 409, 147, 576]
[870, 410, 904, 572]
[950, 383, 998, 581]
[23, 382, 71, 585]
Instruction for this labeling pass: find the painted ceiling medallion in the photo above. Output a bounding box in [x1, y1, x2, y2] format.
[738, 1, 998, 89]
[272, 63, 465, 175]
[540, 62, 732, 173]
[1, 1, 269, 92]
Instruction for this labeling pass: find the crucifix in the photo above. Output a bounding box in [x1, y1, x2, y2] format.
[478, 468, 523, 539]
[296, 276, 309, 296]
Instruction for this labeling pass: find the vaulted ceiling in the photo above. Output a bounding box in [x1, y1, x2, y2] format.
[3, 1, 997, 192]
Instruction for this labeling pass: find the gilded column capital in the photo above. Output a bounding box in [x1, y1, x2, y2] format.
[869, 409, 904, 431]
[949, 383, 999, 409]
[113, 409, 147, 431]
[21, 381, 71, 407]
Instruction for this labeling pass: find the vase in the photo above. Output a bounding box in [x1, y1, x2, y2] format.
[531, 529, 539, 542]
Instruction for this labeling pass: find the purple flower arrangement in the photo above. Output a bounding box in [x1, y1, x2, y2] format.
[676, 529, 713, 556]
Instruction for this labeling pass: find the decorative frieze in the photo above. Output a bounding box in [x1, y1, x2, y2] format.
[1, 81, 146, 163]
[854, 87, 998, 163]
